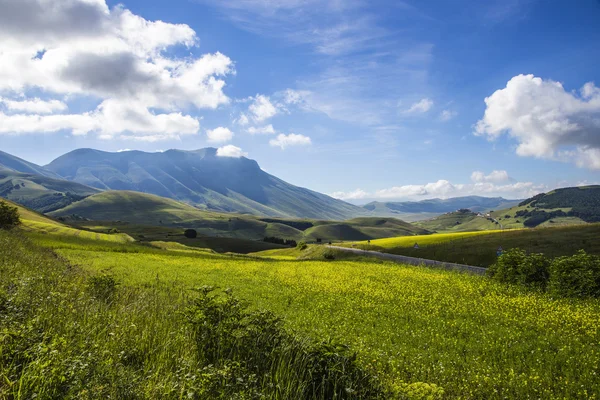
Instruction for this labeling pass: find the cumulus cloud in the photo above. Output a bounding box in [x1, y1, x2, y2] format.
[404, 98, 433, 114]
[440, 109, 457, 121]
[475, 74, 600, 170]
[329, 189, 369, 200]
[269, 133, 312, 149]
[470, 170, 511, 184]
[206, 127, 234, 143]
[247, 94, 278, 122]
[216, 145, 247, 158]
[0, 0, 234, 140]
[247, 124, 275, 135]
[0, 97, 67, 114]
[330, 176, 548, 201]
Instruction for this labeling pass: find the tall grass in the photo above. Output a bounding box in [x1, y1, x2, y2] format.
[0, 230, 386, 399]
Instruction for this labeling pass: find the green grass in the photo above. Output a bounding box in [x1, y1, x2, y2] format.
[349, 224, 600, 267]
[416, 210, 498, 232]
[48, 191, 428, 243]
[13, 226, 597, 399]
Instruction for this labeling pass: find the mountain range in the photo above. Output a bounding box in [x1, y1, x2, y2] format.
[2, 148, 523, 221]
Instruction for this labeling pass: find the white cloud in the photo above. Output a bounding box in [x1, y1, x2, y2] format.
[475, 74, 600, 170]
[206, 127, 234, 143]
[0, 0, 234, 140]
[216, 145, 247, 158]
[269, 133, 312, 149]
[329, 189, 369, 200]
[405, 98, 433, 114]
[331, 179, 547, 201]
[248, 94, 278, 122]
[440, 109, 456, 121]
[470, 170, 511, 184]
[1, 97, 67, 114]
[247, 124, 275, 135]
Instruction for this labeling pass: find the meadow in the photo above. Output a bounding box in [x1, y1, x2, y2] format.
[348, 224, 600, 267]
[21, 228, 600, 399]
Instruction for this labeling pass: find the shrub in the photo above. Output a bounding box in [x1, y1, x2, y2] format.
[184, 228, 197, 238]
[323, 252, 336, 260]
[549, 251, 600, 298]
[86, 274, 119, 302]
[297, 241, 308, 251]
[487, 249, 550, 289]
[184, 287, 384, 399]
[0, 200, 20, 229]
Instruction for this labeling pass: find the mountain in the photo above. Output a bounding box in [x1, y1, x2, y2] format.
[0, 149, 61, 179]
[362, 196, 521, 221]
[45, 148, 363, 220]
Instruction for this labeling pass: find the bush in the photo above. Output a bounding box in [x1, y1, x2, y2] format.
[184, 228, 197, 238]
[86, 274, 119, 302]
[0, 200, 20, 229]
[184, 287, 384, 399]
[297, 241, 308, 250]
[487, 249, 550, 289]
[549, 251, 600, 298]
[323, 252, 336, 260]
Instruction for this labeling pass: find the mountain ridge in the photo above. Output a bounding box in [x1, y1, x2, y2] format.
[45, 147, 364, 220]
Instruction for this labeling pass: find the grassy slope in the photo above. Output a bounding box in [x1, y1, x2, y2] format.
[415, 210, 498, 232]
[49, 191, 428, 243]
[349, 224, 600, 267]
[29, 229, 600, 399]
[0, 169, 99, 212]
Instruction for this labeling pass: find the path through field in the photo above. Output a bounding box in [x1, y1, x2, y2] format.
[327, 245, 487, 275]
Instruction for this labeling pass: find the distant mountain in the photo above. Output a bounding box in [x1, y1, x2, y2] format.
[363, 196, 521, 220]
[45, 148, 364, 220]
[0, 150, 61, 179]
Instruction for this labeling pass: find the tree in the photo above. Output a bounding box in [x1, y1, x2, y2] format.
[184, 229, 197, 239]
[0, 201, 20, 229]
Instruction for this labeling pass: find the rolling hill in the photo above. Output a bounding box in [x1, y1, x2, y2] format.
[0, 169, 100, 213]
[490, 186, 600, 229]
[362, 196, 521, 221]
[45, 148, 364, 220]
[416, 209, 499, 232]
[49, 191, 428, 242]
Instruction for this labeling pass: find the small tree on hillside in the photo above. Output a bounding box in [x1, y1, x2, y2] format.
[0, 201, 21, 229]
[184, 229, 198, 239]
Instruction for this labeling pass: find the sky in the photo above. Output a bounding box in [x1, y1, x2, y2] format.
[1, 0, 600, 203]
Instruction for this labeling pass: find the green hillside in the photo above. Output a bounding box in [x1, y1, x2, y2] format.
[49, 191, 428, 244]
[349, 224, 600, 267]
[0, 169, 99, 213]
[416, 209, 499, 232]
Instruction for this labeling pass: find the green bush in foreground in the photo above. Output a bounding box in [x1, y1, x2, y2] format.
[0, 200, 20, 229]
[489, 248, 600, 298]
[549, 250, 600, 298]
[487, 248, 550, 289]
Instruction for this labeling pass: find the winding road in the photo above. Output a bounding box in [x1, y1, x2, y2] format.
[327, 245, 487, 275]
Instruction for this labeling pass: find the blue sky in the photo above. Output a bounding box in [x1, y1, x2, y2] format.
[1, 0, 599, 202]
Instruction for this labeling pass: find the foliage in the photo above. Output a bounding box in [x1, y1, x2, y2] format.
[0, 200, 20, 229]
[185, 286, 384, 399]
[184, 228, 198, 238]
[297, 241, 308, 250]
[549, 250, 600, 298]
[516, 186, 600, 223]
[86, 274, 119, 302]
[264, 236, 297, 247]
[487, 249, 550, 288]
